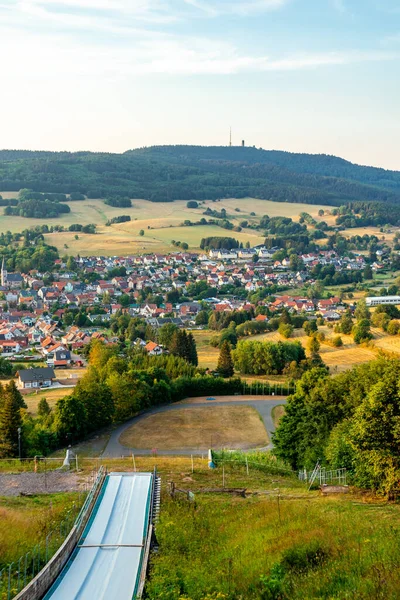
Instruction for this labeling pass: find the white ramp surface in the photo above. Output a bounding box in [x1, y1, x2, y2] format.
[45, 473, 153, 600]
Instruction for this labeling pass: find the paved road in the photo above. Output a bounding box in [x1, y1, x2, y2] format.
[102, 396, 287, 457]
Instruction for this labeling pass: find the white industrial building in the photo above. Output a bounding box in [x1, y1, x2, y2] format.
[366, 296, 400, 307]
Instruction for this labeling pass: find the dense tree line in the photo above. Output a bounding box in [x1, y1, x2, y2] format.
[0, 381, 26, 457]
[4, 199, 71, 219]
[0, 241, 58, 273]
[1, 146, 399, 206]
[68, 223, 96, 233]
[264, 234, 318, 255]
[200, 236, 239, 250]
[208, 309, 255, 331]
[335, 201, 400, 228]
[260, 215, 307, 236]
[105, 215, 131, 226]
[273, 357, 400, 495]
[19, 189, 68, 202]
[104, 196, 132, 208]
[233, 340, 306, 375]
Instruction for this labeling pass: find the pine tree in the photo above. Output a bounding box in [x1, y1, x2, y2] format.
[217, 341, 234, 378]
[5, 380, 26, 410]
[169, 330, 182, 357]
[181, 330, 190, 362]
[38, 398, 51, 418]
[0, 381, 23, 457]
[187, 333, 198, 366]
[170, 330, 198, 366]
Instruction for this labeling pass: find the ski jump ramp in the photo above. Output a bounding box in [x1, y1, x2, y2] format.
[43, 472, 157, 600]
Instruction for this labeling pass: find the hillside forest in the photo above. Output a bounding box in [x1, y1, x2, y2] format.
[1, 146, 400, 207]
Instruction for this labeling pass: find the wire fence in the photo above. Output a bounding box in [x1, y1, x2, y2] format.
[0, 457, 66, 474]
[212, 450, 295, 477]
[241, 381, 295, 396]
[0, 467, 103, 600]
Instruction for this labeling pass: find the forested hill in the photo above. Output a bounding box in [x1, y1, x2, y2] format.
[0, 145, 399, 206]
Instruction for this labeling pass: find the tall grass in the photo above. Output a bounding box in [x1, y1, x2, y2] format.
[145, 464, 400, 599]
[0, 493, 81, 569]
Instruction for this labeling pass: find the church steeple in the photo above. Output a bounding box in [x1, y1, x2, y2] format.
[1, 258, 7, 287]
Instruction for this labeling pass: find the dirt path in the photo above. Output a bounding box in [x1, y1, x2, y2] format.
[0, 472, 82, 496]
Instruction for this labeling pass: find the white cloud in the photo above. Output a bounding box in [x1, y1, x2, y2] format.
[11, 0, 291, 29]
[0, 22, 397, 80]
[0, 0, 398, 82]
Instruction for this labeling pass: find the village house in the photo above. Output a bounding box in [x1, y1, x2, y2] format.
[145, 341, 163, 355]
[17, 367, 56, 389]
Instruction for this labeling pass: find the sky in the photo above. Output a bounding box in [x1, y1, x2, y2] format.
[0, 0, 399, 169]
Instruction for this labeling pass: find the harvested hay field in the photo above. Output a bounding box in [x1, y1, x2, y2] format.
[191, 329, 220, 369]
[0, 195, 330, 256]
[247, 327, 377, 373]
[372, 329, 400, 355]
[119, 406, 268, 450]
[23, 387, 72, 416]
[320, 344, 376, 373]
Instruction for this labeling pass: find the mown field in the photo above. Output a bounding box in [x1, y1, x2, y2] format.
[1, 191, 397, 255]
[0, 195, 331, 256]
[192, 329, 220, 369]
[193, 324, 400, 375]
[247, 327, 377, 374]
[23, 387, 72, 417]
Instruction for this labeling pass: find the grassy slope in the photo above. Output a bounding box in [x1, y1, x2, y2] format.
[192, 330, 220, 370]
[194, 326, 382, 374]
[1, 192, 396, 256]
[23, 387, 72, 417]
[244, 327, 377, 374]
[0, 196, 330, 255]
[0, 493, 81, 568]
[148, 484, 400, 599]
[2, 457, 400, 598]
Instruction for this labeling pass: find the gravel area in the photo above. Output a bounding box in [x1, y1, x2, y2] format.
[0, 471, 82, 496]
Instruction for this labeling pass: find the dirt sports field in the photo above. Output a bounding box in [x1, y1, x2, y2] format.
[119, 405, 269, 451]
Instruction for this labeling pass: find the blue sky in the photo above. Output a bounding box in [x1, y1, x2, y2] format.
[0, 0, 399, 169]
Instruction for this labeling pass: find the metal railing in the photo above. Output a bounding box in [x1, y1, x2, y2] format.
[298, 465, 347, 488]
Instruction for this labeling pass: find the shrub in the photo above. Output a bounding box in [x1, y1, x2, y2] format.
[331, 335, 343, 347]
[279, 323, 293, 339]
[186, 200, 198, 208]
[209, 335, 220, 347]
[259, 565, 287, 600]
[280, 542, 330, 574]
[387, 320, 400, 335]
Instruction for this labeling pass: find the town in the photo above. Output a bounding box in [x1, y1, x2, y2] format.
[0, 232, 396, 386]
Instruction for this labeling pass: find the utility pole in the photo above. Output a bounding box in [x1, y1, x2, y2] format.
[18, 427, 21, 460]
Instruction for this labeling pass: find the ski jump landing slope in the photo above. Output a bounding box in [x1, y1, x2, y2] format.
[44, 472, 153, 600]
